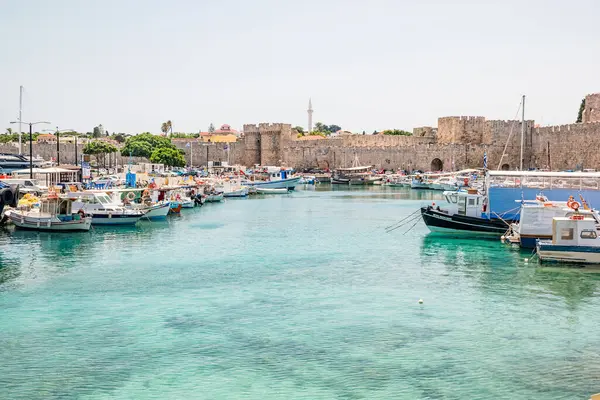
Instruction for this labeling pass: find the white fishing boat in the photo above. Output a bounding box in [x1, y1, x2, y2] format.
[246, 167, 301, 190]
[138, 201, 171, 219]
[503, 195, 600, 248]
[536, 213, 600, 264]
[411, 175, 430, 189]
[430, 176, 460, 191]
[256, 187, 290, 194]
[67, 191, 146, 225]
[205, 192, 224, 202]
[6, 194, 92, 231]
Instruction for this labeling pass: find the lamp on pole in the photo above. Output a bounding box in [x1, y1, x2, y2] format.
[10, 120, 51, 178]
[43, 128, 74, 166]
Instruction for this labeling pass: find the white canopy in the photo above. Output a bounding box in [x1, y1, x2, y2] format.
[12, 167, 74, 174]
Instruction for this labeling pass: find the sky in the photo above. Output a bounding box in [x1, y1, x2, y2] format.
[1, 0, 598, 134]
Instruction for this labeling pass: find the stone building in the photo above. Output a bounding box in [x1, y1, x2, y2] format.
[582, 93, 600, 123]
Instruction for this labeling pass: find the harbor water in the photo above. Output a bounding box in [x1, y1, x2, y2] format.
[1, 186, 599, 399]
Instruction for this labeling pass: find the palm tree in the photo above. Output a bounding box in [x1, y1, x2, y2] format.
[161, 122, 168, 136]
[5, 127, 12, 135]
[167, 120, 173, 137]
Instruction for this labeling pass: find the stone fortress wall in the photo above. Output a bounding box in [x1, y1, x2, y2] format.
[2, 93, 599, 173]
[256, 92, 600, 172]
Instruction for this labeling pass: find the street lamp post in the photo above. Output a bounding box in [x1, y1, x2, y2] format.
[10, 121, 50, 178]
[43, 128, 74, 166]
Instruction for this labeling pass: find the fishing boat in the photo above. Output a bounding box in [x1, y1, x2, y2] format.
[536, 212, 600, 264]
[502, 195, 600, 248]
[246, 167, 301, 190]
[256, 187, 290, 194]
[420, 189, 511, 236]
[5, 193, 92, 231]
[430, 176, 460, 191]
[411, 175, 430, 189]
[205, 191, 224, 202]
[67, 191, 147, 225]
[333, 156, 373, 185]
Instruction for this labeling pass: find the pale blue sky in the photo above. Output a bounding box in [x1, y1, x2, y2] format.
[1, 0, 598, 134]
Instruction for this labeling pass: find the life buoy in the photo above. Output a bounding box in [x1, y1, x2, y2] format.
[569, 201, 580, 211]
[126, 192, 136, 201]
[142, 189, 150, 198]
[463, 178, 469, 186]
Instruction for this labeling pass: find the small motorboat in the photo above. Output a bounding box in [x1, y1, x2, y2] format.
[256, 187, 290, 194]
[68, 192, 147, 225]
[6, 193, 92, 232]
[537, 204, 600, 264]
[205, 191, 224, 202]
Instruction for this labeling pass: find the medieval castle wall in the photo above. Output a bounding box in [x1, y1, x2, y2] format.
[583, 93, 600, 123]
[2, 93, 599, 173]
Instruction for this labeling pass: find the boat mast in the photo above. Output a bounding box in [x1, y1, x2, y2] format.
[520, 94, 525, 171]
[18, 85, 23, 155]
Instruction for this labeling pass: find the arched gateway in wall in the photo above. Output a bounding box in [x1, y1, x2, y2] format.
[501, 163, 510, 171]
[430, 158, 443, 171]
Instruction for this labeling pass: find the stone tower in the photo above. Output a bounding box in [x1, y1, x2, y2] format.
[307, 98, 313, 133]
[582, 93, 600, 123]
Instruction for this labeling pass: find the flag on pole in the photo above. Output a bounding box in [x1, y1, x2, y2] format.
[483, 151, 488, 169]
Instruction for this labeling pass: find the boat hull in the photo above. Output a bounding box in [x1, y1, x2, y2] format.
[7, 212, 92, 232]
[537, 242, 600, 264]
[205, 194, 224, 202]
[90, 214, 144, 225]
[249, 177, 301, 190]
[223, 188, 249, 197]
[420, 206, 510, 237]
[143, 202, 170, 219]
[256, 188, 290, 194]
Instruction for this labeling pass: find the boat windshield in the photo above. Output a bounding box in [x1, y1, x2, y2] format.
[445, 193, 458, 203]
[96, 194, 113, 204]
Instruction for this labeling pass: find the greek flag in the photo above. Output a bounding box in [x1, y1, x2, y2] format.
[483, 151, 488, 169]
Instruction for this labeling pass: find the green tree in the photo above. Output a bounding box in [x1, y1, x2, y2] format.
[577, 98, 586, 123]
[161, 120, 173, 136]
[5, 127, 12, 135]
[294, 126, 305, 134]
[327, 124, 341, 133]
[113, 133, 127, 143]
[208, 123, 215, 133]
[120, 133, 176, 158]
[382, 129, 412, 136]
[92, 125, 101, 138]
[150, 147, 186, 167]
[83, 140, 118, 168]
[314, 122, 325, 132]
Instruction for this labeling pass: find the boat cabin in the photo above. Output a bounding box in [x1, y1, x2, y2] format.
[551, 216, 600, 246]
[442, 190, 484, 218]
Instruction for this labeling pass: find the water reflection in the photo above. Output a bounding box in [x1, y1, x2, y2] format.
[419, 235, 600, 308]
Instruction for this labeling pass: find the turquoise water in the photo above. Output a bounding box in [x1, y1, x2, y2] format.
[1, 186, 600, 400]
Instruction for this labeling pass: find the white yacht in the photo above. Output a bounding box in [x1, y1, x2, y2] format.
[67, 191, 146, 225]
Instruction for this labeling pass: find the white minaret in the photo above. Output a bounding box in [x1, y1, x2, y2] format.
[307, 98, 313, 133]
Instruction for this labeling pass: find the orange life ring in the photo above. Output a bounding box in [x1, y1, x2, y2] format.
[569, 201, 580, 211]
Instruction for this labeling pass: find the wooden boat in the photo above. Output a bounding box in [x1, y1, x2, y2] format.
[6, 194, 92, 232]
[256, 187, 290, 194]
[205, 192, 224, 202]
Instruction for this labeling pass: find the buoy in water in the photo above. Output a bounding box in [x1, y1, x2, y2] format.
[418, 299, 424, 304]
